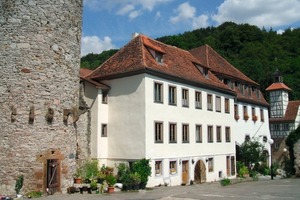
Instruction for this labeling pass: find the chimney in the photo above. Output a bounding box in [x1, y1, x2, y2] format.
[132, 32, 139, 39]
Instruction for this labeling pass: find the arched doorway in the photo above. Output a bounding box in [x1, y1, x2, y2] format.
[194, 160, 206, 184]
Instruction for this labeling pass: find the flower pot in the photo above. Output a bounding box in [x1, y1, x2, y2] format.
[107, 186, 114, 193]
[74, 177, 82, 184]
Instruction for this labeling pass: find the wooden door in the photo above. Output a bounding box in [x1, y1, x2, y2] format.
[47, 159, 59, 194]
[181, 160, 189, 185]
[194, 160, 206, 183]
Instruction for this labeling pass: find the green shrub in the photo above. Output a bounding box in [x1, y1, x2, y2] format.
[26, 191, 43, 198]
[238, 164, 249, 177]
[220, 178, 231, 186]
[15, 175, 24, 194]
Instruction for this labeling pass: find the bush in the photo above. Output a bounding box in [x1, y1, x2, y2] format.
[238, 163, 249, 178]
[26, 191, 43, 198]
[220, 178, 231, 186]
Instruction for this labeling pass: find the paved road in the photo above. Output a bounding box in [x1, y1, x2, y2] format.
[37, 177, 300, 200]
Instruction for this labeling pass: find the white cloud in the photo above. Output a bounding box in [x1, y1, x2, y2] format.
[212, 0, 300, 28]
[116, 4, 135, 15]
[84, 0, 172, 19]
[192, 14, 209, 29]
[170, 2, 209, 29]
[170, 2, 196, 23]
[129, 10, 142, 20]
[81, 35, 116, 56]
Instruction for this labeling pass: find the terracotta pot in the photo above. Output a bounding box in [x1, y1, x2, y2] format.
[107, 186, 114, 193]
[74, 177, 82, 184]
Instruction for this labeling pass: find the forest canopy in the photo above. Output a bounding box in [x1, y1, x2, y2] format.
[81, 22, 300, 100]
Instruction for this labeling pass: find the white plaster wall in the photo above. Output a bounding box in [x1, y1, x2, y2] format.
[144, 74, 236, 186]
[234, 103, 272, 160]
[83, 82, 99, 158]
[97, 90, 108, 165]
[102, 74, 146, 160]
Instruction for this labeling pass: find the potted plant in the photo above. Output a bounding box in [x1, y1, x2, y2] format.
[130, 172, 141, 190]
[105, 174, 116, 193]
[74, 165, 83, 184]
[90, 179, 98, 191]
[132, 158, 151, 189]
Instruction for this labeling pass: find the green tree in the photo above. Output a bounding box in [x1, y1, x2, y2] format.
[239, 139, 266, 169]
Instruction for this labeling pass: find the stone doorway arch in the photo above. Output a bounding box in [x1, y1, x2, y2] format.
[194, 160, 206, 184]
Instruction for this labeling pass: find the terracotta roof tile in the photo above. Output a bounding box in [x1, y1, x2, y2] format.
[88, 34, 234, 94]
[265, 82, 292, 91]
[80, 68, 93, 78]
[270, 101, 300, 123]
[189, 45, 268, 106]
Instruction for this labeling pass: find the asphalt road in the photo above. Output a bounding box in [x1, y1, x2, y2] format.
[35, 177, 300, 200]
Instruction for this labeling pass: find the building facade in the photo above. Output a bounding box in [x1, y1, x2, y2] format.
[81, 34, 272, 187]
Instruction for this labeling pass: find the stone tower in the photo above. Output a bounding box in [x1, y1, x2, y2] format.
[0, 0, 83, 194]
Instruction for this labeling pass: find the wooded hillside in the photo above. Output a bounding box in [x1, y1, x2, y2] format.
[81, 22, 300, 100]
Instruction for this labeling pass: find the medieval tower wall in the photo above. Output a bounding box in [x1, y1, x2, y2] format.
[0, 0, 83, 194]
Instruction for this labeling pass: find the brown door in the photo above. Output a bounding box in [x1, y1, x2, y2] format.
[181, 160, 189, 185]
[194, 160, 206, 183]
[47, 159, 59, 194]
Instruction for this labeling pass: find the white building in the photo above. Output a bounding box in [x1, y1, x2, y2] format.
[80, 34, 271, 187]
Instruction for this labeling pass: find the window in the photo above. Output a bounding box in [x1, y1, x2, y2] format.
[195, 91, 202, 109]
[243, 106, 249, 120]
[182, 88, 189, 107]
[208, 158, 214, 172]
[231, 156, 235, 175]
[155, 122, 163, 143]
[101, 124, 107, 137]
[195, 125, 202, 143]
[169, 123, 177, 143]
[245, 135, 250, 141]
[155, 52, 163, 63]
[155, 161, 162, 176]
[182, 124, 189, 143]
[207, 125, 213, 143]
[260, 109, 264, 122]
[216, 126, 222, 142]
[169, 161, 177, 174]
[102, 90, 108, 104]
[225, 98, 230, 113]
[263, 136, 267, 142]
[154, 82, 163, 103]
[252, 107, 257, 121]
[169, 86, 177, 105]
[215, 96, 221, 112]
[234, 104, 239, 120]
[207, 94, 213, 111]
[225, 127, 231, 142]
[283, 123, 289, 131]
[274, 124, 279, 131]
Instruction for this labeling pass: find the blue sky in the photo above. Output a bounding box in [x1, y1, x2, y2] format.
[81, 0, 300, 56]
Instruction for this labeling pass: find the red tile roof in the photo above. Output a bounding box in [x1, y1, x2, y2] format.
[189, 45, 268, 106]
[88, 34, 234, 94]
[80, 68, 109, 89]
[265, 82, 292, 91]
[80, 68, 93, 78]
[189, 45, 258, 85]
[270, 100, 300, 123]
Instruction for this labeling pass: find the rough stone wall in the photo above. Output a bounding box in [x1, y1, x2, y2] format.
[0, 0, 83, 194]
[294, 139, 300, 176]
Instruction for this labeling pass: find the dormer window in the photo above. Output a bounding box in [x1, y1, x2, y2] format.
[148, 48, 164, 64]
[195, 64, 208, 78]
[155, 51, 163, 63]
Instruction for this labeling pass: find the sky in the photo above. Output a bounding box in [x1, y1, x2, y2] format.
[81, 0, 300, 56]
